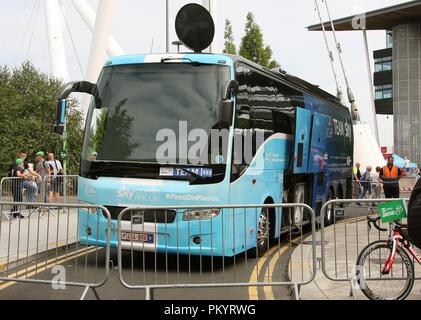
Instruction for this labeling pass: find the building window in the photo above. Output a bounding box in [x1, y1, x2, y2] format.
[374, 56, 392, 72]
[375, 84, 393, 100]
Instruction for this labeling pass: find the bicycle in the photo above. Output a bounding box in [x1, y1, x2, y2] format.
[355, 215, 421, 300]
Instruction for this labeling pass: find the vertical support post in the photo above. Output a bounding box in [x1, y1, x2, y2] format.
[84, 0, 116, 116]
[44, 0, 69, 82]
[363, 30, 380, 145]
[70, 0, 124, 57]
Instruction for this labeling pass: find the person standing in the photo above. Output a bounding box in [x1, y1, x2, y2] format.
[8, 150, 29, 176]
[10, 159, 26, 219]
[47, 153, 64, 203]
[24, 163, 41, 206]
[359, 166, 373, 200]
[380, 156, 402, 198]
[372, 166, 382, 200]
[353, 162, 362, 198]
[34, 151, 51, 203]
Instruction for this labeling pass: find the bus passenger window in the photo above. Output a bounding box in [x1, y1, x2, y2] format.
[273, 110, 293, 135]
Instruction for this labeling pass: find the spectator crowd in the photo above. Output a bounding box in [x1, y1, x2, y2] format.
[6, 150, 64, 219]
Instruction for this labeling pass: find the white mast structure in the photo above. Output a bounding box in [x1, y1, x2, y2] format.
[44, 0, 69, 82]
[202, 0, 219, 53]
[84, 0, 117, 116]
[70, 0, 124, 57]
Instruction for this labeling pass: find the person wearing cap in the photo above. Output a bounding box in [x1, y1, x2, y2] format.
[34, 151, 51, 202]
[10, 158, 27, 219]
[8, 150, 29, 177]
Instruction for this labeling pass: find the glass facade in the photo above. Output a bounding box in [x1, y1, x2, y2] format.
[374, 56, 392, 72]
[375, 84, 393, 100]
[393, 23, 421, 165]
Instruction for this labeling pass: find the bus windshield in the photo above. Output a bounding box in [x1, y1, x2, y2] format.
[81, 62, 231, 179]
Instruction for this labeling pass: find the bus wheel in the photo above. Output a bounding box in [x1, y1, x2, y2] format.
[324, 189, 335, 226]
[255, 208, 270, 257]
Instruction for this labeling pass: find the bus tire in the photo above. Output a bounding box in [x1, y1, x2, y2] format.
[252, 207, 271, 258]
[324, 188, 335, 226]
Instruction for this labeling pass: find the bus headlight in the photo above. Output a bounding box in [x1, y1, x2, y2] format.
[79, 201, 98, 214]
[182, 209, 220, 221]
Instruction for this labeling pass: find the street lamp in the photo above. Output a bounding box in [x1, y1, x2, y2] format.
[172, 40, 184, 53]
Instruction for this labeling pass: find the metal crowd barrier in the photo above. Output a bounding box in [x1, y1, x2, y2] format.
[351, 181, 383, 200]
[41, 175, 79, 204]
[117, 203, 317, 300]
[0, 201, 111, 300]
[1, 176, 79, 212]
[319, 198, 418, 300]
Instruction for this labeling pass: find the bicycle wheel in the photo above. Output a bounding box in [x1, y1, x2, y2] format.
[356, 240, 414, 300]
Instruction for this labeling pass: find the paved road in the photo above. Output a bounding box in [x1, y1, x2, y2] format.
[0, 203, 404, 300]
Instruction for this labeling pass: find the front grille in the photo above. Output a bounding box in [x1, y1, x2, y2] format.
[104, 206, 177, 223]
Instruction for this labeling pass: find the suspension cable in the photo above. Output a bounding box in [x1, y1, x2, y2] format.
[15, 0, 38, 65]
[59, 0, 85, 78]
[314, 0, 343, 103]
[322, 0, 360, 121]
[26, 0, 41, 60]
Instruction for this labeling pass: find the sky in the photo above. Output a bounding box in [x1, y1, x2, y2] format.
[0, 0, 409, 146]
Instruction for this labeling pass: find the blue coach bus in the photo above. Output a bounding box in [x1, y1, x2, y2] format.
[55, 52, 353, 257]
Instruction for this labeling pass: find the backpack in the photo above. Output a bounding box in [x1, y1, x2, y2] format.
[408, 178, 421, 248]
[7, 162, 14, 177]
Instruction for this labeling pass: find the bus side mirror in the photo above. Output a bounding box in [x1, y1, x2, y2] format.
[54, 81, 101, 135]
[218, 80, 238, 128]
[218, 100, 234, 128]
[222, 80, 239, 100]
[54, 99, 67, 135]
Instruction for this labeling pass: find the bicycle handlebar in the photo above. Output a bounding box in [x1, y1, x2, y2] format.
[367, 216, 388, 232]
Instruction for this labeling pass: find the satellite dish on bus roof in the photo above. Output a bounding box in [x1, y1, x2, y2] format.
[175, 3, 215, 53]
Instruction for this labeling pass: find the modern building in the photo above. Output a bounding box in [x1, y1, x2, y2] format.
[308, 0, 421, 165]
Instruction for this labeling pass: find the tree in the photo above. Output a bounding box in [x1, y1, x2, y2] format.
[0, 62, 84, 175]
[239, 12, 280, 69]
[223, 19, 237, 54]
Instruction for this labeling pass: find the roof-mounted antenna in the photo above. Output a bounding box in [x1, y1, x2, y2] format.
[314, 0, 343, 104]
[321, 0, 360, 122]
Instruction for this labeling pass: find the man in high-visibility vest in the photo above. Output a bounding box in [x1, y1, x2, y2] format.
[379, 156, 402, 198]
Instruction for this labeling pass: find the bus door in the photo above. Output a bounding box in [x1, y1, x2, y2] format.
[308, 112, 330, 213]
[293, 108, 311, 174]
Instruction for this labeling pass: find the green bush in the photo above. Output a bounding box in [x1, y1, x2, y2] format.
[0, 62, 84, 176]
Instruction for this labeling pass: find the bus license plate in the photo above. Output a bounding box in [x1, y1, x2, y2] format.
[121, 232, 154, 244]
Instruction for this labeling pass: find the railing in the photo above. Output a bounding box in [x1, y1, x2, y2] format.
[319, 198, 420, 300]
[117, 203, 317, 300]
[0, 201, 111, 300]
[0, 176, 79, 218]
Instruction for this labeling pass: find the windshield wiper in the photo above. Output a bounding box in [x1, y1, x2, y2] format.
[160, 57, 201, 66]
